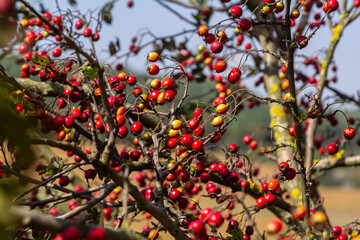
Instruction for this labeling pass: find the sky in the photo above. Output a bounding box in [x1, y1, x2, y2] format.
[40, 0, 360, 100]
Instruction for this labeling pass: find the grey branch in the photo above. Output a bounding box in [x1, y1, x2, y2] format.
[9, 207, 144, 240]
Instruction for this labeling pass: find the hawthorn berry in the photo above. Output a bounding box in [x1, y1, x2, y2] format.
[197, 25, 208, 36]
[326, 143, 339, 155]
[344, 127, 356, 140]
[228, 144, 238, 153]
[256, 196, 266, 209]
[62, 227, 81, 240]
[243, 135, 252, 144]
[86, 227, 106, 240]
[278, 162, 289, 173]
[192, 139, 204, 151]
[214, 60, 227, 73]
[207, 211, 224, 228]
[83, 28, 92, 37]
[169, 189, 182, 201]
[229, 6, 243, 18]
[210, 41, 223, 53]
[58, 176, 70, 187]
[265, 192, 277, 205]
[238, 18, 252, 31]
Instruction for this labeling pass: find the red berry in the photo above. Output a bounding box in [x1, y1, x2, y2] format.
[326, 143, 338, 155]
[84, 169, 95, 179]
[256, 196, 266, 209]
[261, 182, 268, 192]
[71, 108, 81, 119]
[288, 125, 295, 136]
[179, 170, 190, 182]
[200, 208, 212, 221]
[57, 98, 67, 108]
[285, 168, 297, 180]
[92, 33, 100, 41]
[164, 90, 175, 102]
[75, 20, 83, 29]
[15, 104, 24, 114]
[169, 189, 182, 201]
[327, 0, 339, 11]
[265, 192, 277, 205]
[131, 121, 143, 135]
[278, 162, 289, 173]
[83, 28, 92, 37]
[210, 41, 223, 54]
[167, 138, 178, 149]
[214, 60, 227, 73]
[297, 35, 308, 49]
[238, 18, 252, 31]
[268, 179, 280, 192]
[52, 48, 62, 57]
[228, 144, 238, 153]
[86, 227, 106, 240]
[127, 75, 137, 86]
[64, 116, 74, 128]
[241, 180, 250, 189]
[266, 218, 282, 233]
[200, 172, 210, 183]
[62, 226, 80, 240]
[344, 127, 356, 140]
[205, 33, 216, 43]
[338, 234, 348, 240]
[53, 116, 64, 126]
[229, 172, 239, 182]
[58, 176, 70, 187]
[332, 226, 341, 235]
[207, 211, 224, 228]
[229, 6, 243, 18]
[162, 78, 174, 89]
[228, 68, 241, 84]
[148, 64, 160, 75]
[355, 0, 360, 7]
[249, 141, 257, 149]
[188, 118, 199, 130]
[213, 96, 226, 107]
[243, 135, 252, 144]
[19, 44, 28, 54]
[189, 219, 206, 237]
[0, 0, 13, 15]
[180, 134, 193, 147]
[192, 139, 204, 151]
[117, 126, 128, 138]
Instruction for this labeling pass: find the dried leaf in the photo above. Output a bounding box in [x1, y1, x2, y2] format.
[109, 41, 117, 56]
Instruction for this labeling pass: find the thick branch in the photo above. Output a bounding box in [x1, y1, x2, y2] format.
[9, 207, 143, 240]
[313, 154, 360, 171]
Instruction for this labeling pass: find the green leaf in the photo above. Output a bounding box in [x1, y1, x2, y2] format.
[82, 66, 99, 79]
[33, 53, 51, 66]
[45, 164, 57, 176]
[101, 0, 117, 24]
[253, 54, 262, 68]
[35, 164, 47, 175]
[68, 0, 77, 5]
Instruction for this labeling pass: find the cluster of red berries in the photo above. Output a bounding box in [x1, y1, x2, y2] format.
[55, 226, 106, 240]
[256, 179, 281, 209]
[331, 225, 354, 240]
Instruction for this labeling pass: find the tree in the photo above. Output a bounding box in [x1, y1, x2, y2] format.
[0, 0, 360, 239]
